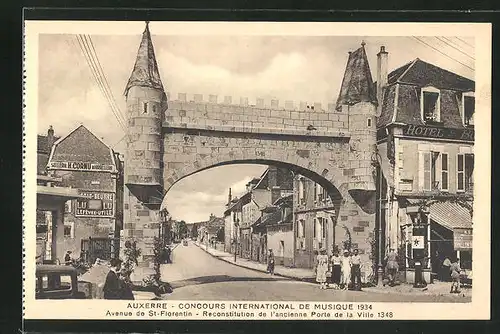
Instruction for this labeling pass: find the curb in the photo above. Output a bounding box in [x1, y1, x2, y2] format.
[194, 242, 315, 283]
[362, 286, 472, 297]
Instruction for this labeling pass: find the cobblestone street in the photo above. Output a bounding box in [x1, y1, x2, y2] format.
[158, 240, 471, 302]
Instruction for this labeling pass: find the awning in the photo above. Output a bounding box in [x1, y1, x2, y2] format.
[429, 201, 472, 230]
[377, 143, 394, 188]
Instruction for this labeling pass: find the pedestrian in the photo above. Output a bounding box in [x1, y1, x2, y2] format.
[330, 249, 342, 289]
[442, 256, 452, 282]
[350, 249, 362, 291]
[313, 250, 319, 276]
[267, 249, 275, 275]
[450, 257, 462, 294]
[316, 249, 329, 289]
[118, 266, 135, 300]
[340, 250, 351, 290]
[103, 258, 125, 300]
[384, 248, 399, 287]
[64, 251, 72, 266]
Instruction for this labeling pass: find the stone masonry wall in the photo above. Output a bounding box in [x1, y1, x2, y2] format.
[164, 93, 350, 138]
[121, 187, 160, 267]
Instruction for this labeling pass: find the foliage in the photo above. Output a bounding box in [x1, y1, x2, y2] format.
[367, 233, 377, 284]
[216, 227, 225, 242]
[122, 240, 141, 284]
[71, 256, 91, 276]
[341, 224, 352, 252]
[191, 223, 199, 239]
[172, 220, 189, 240]
[143, 236, 172, 296]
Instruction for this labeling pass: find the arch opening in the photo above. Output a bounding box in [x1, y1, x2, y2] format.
[161, 159, 345, 218]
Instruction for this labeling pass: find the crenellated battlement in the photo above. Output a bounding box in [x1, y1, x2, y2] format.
[166, 92, 337, 113]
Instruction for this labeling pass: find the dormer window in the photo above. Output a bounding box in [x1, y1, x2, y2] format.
[462, 91, 475, 126]
[421, 86, 441, 123]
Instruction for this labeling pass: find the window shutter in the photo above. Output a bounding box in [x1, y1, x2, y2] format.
[457, 154, 465, 191]
[420, 152, 431, 191]
[441, 153, 449, 190]
[313, 218, 317, 239]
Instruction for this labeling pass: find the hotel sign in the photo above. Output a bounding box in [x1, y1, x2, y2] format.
[403, 124, 474, 141]
[75, 191, 115, 218]
[454, 227, 473, 251]
[49, 161, 115, 172]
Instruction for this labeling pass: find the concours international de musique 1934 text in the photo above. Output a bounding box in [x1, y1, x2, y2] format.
[105, 302, 394, 320]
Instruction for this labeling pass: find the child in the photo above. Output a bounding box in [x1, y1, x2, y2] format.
[450, 257, 461, 294]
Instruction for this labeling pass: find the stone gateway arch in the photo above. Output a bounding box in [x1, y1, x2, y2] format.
[122, 23, 379, 268]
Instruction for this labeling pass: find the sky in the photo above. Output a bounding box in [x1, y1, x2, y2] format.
[37, 23, 475, 223]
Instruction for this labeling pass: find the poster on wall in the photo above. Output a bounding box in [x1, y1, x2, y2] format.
[75, 191, 115, 218]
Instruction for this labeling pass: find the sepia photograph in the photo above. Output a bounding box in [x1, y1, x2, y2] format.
[23, 20, 491, 320]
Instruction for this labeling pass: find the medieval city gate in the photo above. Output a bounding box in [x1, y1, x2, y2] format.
[122, 23, 378, 269]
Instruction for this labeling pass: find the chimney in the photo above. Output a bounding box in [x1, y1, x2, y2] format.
[376, 46, 388, 106]
[47, 125, 54, 151]
[228, 188, 232, 206]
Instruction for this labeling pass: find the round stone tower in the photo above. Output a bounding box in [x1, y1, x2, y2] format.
[122, 22, 167, 266]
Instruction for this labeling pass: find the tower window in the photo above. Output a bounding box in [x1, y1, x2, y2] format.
[367, 118, 372, 127]
[143, 102, 148, 114]
[152, 104, 157, 114]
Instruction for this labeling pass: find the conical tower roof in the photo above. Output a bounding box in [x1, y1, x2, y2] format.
[335, 42, 378, 111]
[125, 22, 165, 96]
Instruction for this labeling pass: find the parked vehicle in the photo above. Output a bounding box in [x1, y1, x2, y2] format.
[35, 265, 86, 299]
[183, 239, 188, 246]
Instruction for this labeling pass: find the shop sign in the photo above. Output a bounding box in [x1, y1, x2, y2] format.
[412, 235, 425, 249]
[75, 191, 115, 218]
[454, 228, 473, 250]
[412, 224, 427, 258]
[48, 161, 115, 172]
[403, 124, 474, 141]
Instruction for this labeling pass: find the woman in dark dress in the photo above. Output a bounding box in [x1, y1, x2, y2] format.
[267, 249, 275, 275]
[330, 250, 342, 289]
[103, 258, 134, 300]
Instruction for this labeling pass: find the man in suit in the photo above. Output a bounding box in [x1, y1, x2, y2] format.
[103, 258, 123, 300]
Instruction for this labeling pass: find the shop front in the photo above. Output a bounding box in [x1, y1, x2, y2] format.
[401, 198, 473, 284]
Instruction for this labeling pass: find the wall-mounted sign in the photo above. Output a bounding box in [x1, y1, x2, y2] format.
[75, 191, 115, 218]
[412, 235, 425, 249]
[48, 161, 115, 172]
[454, 228, 473, 251]
[403, 124, 474, 142]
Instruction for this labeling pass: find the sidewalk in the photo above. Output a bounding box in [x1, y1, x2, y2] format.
[195, 242, 472, 298]
[194, 241, 315, 282]
[364, 281, 472, 297]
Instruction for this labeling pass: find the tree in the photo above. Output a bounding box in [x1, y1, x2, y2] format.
[216, 227, 225, 242]
[191, 223, 199, 239]
[178, 220, 188, 238]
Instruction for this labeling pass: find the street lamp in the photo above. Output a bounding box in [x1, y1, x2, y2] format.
[371, 150, 385, 287]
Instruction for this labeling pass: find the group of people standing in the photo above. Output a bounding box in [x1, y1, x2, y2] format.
[315, 248, 363, 291]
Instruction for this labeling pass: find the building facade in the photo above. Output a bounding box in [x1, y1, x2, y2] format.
[293, 176, 338, 269]
[376, 52, 475, 283]
[262, 195, 294, 267]
[46, 125, 124, 261]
